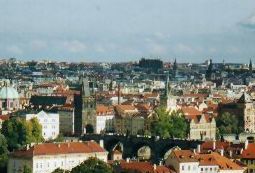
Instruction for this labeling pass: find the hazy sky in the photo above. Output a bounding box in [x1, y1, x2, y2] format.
[1, 0, 255, 63]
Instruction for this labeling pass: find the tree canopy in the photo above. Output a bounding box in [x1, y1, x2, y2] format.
[52, 168, 70, 173]
[23, 165, 32, 173]
[0, 133, 8, 172]
[1, 117, 43, 150]
[151, 106, 188, 138]
[71, 157, 113, 173]
[216, 112, 243, 136]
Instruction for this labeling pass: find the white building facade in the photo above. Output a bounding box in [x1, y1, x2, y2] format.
[24, 111, 59, 140]
[8, 141, 108, 173]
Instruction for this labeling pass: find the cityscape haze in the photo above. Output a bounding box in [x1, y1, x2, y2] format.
[1, 0, 255, 62]
[1, 1, 255, 173]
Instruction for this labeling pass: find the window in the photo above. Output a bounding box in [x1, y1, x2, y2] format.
[201, 168, 203, 171]
[182, 165, 185, 170]
[188, 165, 190, 171]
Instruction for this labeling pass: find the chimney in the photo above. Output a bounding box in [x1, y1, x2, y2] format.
[229, 150, 233, 158]
[240, 148, 243, 154]
[245, 140, 249, 150]
[58, 144, 61, 148]
[99, 140, 104, 148]
[197, 144, 201, 153]
[153, 164, 157, 170]
[26, 144, 30, 150]
[213, 140, 216, 150]
[159, 161, 162, 166]
[220, 149, 224, 156]
[67, 143, 70, 148]
[126, 158, 130, 163]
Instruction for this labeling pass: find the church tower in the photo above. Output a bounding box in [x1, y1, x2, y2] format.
[81, 77, 96, 134]
[238, 92, 255, 133]
[74, 77, 97, 135]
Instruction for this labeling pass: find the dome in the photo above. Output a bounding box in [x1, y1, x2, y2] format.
[0, 87, 19, 99]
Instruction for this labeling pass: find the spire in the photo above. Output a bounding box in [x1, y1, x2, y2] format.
[165, 72, 170, 97]
[173, 58, 177, 78]
[173, 58, 177, 71]
[82, 77, 90, 97]
[249, 59, 253, 73]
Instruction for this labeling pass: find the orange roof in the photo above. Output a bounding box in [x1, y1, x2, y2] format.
[11, 141, 106, 158]
[0, 115, 10, 121]
[181, 106, 202, 117]
[135, 104, 151, 112]
[119, 161, 171, 173]
[241, 143, 255, 159]
[196, 152, 243, 170]
[96, 105, 114, 115]
[172, 150, 197, 162]
[115, 104, 136, 111]
[201, 141, 230, 151]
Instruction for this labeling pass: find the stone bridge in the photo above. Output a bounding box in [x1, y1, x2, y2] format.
[81, 134, 202, 163]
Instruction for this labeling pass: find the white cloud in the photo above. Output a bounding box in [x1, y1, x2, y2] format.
[174, 43, 194, 54]
[63, 40, 87, 53]
[6, 45, 23, 55]
[240, 13, 255, 29]
[149, 44, 167, 54]
[30, 40, 47, 50]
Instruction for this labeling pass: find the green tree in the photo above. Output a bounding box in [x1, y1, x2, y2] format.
[52, 168, 70, 173]
[23, 165, 32, 173]
[216, 112, 243, 136]
[152, 106, 172, 138]
[0, 133, 8, 172]
[1, 117, 43, 150]
[71, 157, 113, 173]
[151, 107, 188, 138]
[18, 119, 33, 146]
[169, 112, 188, 138]
[30, 118, 43, 143]
[1, 118, 20, 149]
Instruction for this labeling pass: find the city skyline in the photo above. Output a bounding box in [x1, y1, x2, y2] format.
[1, 0, 255, 63]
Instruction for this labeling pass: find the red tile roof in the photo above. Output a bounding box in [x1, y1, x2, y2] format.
[181, 107, 202, 117]
[11, 141, 106, 158]
[172, 150, 197, 162]
[0, 115, 10, 121]
[119, 161, 171, 173]
[96, 105, 114, 115]
[196, 152, 243, 170]
[201, 141, 230, 151]
[241, 143, 255, 159]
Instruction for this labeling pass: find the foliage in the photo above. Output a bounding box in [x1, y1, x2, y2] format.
[151, 106, 188, 138]
[216, 112, 243, 136]
[52, 133, 65, 142]
[0, 133, 8, 171]
[23, 165, 32, 173]
[1, 117, 43, 150]
[30, 118, 44, 143]
[52, 168, 70, 173]
[71, 157, 113, 173]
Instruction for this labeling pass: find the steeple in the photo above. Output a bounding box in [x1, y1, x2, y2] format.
[173, 59, 177, 78]
[249, 59, 253, 73]
[165, 72, 170, 97]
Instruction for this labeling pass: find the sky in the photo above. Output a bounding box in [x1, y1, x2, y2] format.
[1, 0, 255, 63]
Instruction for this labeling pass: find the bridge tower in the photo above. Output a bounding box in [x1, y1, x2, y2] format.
[74, 77, 97, 135]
